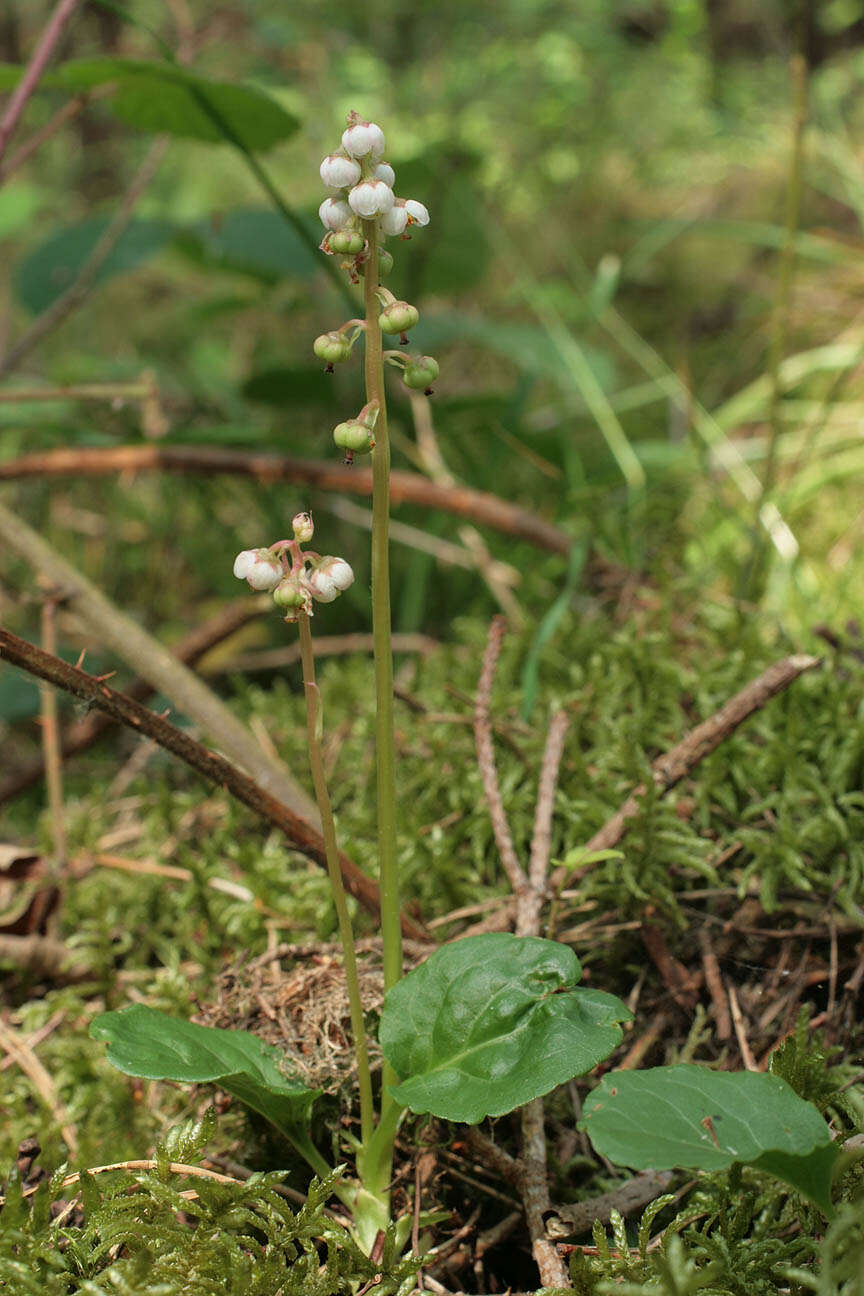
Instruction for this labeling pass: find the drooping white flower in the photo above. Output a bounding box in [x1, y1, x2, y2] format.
[373, 161, 395, 187]
[320, 556, 354, 591]
[233, 550, 255, 580]
[379, 201, 409, 237]
[319, 153, 362, 190]
[342, 120, 386, 158]
[348, 180, 395, 218]
[307, 556, 355, 602]
[318, 198, 353, 231]
[404, 199, 430, 227]
[233, 548, 282, 591]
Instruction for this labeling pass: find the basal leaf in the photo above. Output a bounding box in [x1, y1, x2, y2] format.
[90, 1005, 319, 1134]
[580, 1065, 837, 1215]
[379, 933, 631, 1123]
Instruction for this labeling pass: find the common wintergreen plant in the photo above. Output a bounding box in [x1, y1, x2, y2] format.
[90, 113, 845, 1271]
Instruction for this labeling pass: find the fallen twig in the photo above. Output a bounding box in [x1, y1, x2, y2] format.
[0, 1158, 244, 1208]
[0, 498, 317, 821]
[473, 616, 526, 898]
[548, 653, 822, 895]
[0, 626, 427, 941]
[546, 1170, 674, 1237]
[471, 618, 571, 1287]
[0, 445, 573, 555]
[0, 1016, 78, 1155]
[0, 595, 271, 806]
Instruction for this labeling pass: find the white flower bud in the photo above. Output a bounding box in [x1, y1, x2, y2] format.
[233, 548, 282, 591]
[319, 153, 362, 189]
[348, 180, 395, 218]
[374, 161, 395, 187]
[379, 201, 409, 236]
[341, 120, 386, 158]
[318, 198, 353, 231]
[404, 199, 430, 227]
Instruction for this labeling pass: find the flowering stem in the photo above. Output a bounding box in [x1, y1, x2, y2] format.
[297, 610, 374, 1147]
[362, 218, 402, 1127]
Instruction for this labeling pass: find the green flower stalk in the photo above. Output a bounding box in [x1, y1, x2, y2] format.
[316, 109, 437, 1203]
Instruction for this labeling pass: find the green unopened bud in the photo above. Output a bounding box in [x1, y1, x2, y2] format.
[358, 249, 393, 279]
[379, 300, 419, 335]
[273, 574, 308, 609]
[403, 355, 440, 391]
[313, 331, 351, 364]
[333, 420, 375, 453]
[330, 229, 365, 255]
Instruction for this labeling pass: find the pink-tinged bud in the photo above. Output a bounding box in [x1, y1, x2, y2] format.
[404, 199, 430, 227]
[318, 198, 353, 231]
[233, 548, 282, 591]
[292, 511, 314, 542]
[379, 201, 409, 237]
[379, 300, 420, 334]
[348, 180, 395, 218]
[319, 153, 361, 189]
[342, 120, 386, 158]
[374, 161, 395, 187]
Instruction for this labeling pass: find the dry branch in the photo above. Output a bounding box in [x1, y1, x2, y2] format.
[0, 445, 572, 555]
[0, 596, 271, 806]
[549, 653, 822, 894]
[0, 0, 84, 162]
[473, 616, 526, 897]
[0, 626, 427, 941]
[0, 498, 317, 822]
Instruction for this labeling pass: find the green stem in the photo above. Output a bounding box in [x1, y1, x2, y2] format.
[745, 51, 808, 599]
[362, 218, 402, 1135]
[298, 611, 374, 1147]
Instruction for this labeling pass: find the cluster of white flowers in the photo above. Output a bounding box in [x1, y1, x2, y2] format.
[233, 514, 354, 623]
[318, 113, 429, 255]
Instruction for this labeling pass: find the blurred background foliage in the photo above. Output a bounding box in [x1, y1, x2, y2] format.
[1, 0, 863, 657]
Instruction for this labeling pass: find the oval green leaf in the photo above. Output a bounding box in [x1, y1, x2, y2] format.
[90, 1005, 319, 1134]
[14, 217, 172, 314]
[580, 1065, 838, 1215]
[379, 933, 631, 1123]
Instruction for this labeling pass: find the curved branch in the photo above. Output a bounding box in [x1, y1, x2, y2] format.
[0, 444, 572, 556]
[0, 626, 428, 942]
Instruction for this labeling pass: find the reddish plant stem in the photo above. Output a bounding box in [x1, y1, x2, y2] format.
[0, 0, 84, 163]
